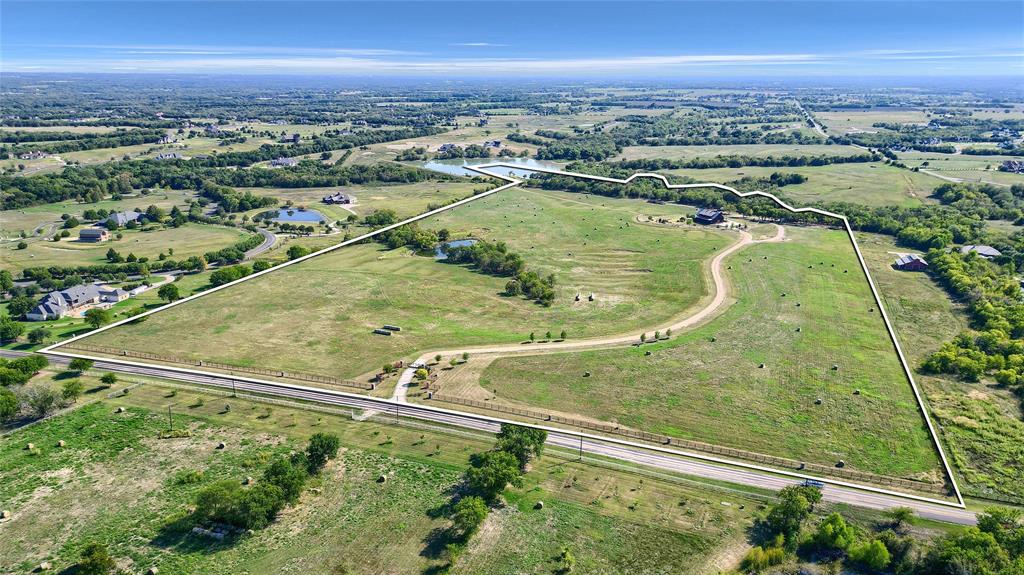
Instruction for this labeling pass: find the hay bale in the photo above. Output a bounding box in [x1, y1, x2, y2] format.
[377, 474, 387, 483]
[758, 363, 766, 369]
[147, 568, 159, 575]
[115, 406, 126, 413]
[0, 509, 10, 520]
[815, 398, 823, 405]
[644, 351, 652, 356]
[38, 561, 52, 571]
[831, 365, 839, 371]
[583, 371, 591, 377]
[25, 443, 34, 450]
[534, 501, 545, 510]
[243, 476, 254, 485]
[836, 460, 846, 468]
[57, 440, 66, 447]
[216, 442, 226, 450]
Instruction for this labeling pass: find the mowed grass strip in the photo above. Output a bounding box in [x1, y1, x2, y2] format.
[82, 188, 730, 379]
[480, 226, 943, 480]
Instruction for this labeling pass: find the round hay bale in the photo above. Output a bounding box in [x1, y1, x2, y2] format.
[534, 501, 545, 510]
[836, 460, 846, 468]
[710, 336, 716, 342]
[38, 561, 52, 571]
[831, 365, 839, 371]
[116, 406, 126, 413]
[0, 509, 10, 520]
[795, 327, 802, 332]
[644, 351, 652, 356]
[854, 389, 861, 395]
[815, 398, 823, 405]
[216, 442, 226, 450]
[147, 568, 159, 575]
[57, 440, 66, 447]
[243, 476, 254, 485]
[583, 371, 591, 377]
[377, 474, 387, 483]
[758, 363, 766, 369]
[25, 443, 34, 450]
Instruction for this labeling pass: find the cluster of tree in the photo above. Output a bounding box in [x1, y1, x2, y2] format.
[441, 240, 555, 305]
[439, 424, 547, 567]
[198, 182, 278, 213]
[209, 264, 253, 287]
[965, 146, 1024, 157]
[191, 433, 340, 531]
[377, 223, 439, 252]
[933, 182, 1024, 222]
[0, 356, 96, 422]
[4, 129, 166, 158]
[615, 152, 878, 171]
[203, 233, 265, 265]
[534, 134, 621, 161]
[437, 144, 491, 159]
[363, 208, 399, 228]
[920, 250, 1024, 397]
[745, 485, 1023, 574]
[0, 354, 48, 388]
[394, 146, 428, 161]
[504, 271, 556, 306]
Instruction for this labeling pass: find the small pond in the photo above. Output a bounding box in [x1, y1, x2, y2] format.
[435, 238, 478, 259]
[273, 208, 324, 223]
[417, 157, 562, 178]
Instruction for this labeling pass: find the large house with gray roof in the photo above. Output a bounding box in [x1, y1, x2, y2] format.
[26, 284, 130, 321]
[105, 211, 143, 228]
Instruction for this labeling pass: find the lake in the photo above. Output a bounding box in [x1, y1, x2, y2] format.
[435, 238, 478, 259]
[417, 157, 562, 178]
[273, 208, 324, 223]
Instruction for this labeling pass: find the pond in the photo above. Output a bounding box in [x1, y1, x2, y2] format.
[417, 157, 562, 178]
[435, 238, 478, 259]
[273, 208, 325, 223]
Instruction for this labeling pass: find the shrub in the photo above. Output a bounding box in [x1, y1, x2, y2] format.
[61, 379, 84, 402]
[0, 387, 17, 420]
[740, 545, 786, 571]
[451, 495, 488, 538]
[849, 539, 892, 570]
[77, 542, 116, 575]
[305, 432, 340, 473]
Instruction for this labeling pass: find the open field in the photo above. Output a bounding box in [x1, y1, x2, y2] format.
[81, 188, 731, 380]
[474, 225, 943, 480]
[815, 110, 930, 134]
[1, 190, 196, 238]
[239, 180, 485, 222]
[857, 232, 1024, 501]
[0, 380, 753, 574]
[665, 161, 937, 207]
[616, 143, 867, 162]
[0, 224, 249, 272]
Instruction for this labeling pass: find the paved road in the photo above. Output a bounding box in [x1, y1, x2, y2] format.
[3, 348, 975, 525]
[244, 228, 277, 259]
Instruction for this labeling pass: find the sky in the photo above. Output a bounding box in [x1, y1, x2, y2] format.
[1, 0, 1022, 78]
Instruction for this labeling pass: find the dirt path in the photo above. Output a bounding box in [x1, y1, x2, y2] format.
[392, 223, 786, 401]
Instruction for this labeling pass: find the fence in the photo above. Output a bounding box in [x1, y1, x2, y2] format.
[63, 343, 375, 390]
[426, 392, 948, 496]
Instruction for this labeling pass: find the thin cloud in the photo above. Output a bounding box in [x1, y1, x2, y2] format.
[453, 42, 509, 47]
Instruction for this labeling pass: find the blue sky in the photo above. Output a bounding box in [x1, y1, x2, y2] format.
[1, 1, 1021, 77]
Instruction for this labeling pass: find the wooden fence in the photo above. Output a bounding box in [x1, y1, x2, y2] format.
[63, 343, 375, 390]
[427, 392, 948, 496]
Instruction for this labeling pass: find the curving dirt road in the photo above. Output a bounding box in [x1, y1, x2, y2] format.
[392, 223, 785, 401]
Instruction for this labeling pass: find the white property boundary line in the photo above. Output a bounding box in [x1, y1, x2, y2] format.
[43, 162, 965, 509]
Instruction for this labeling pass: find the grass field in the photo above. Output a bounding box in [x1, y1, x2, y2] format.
[476, 226, 943, 480]
[815, 110, 930, 134]
[857, 232, 1024, 501]
[666, 161, 937, 207]
[0, 223, 249, 272]
[80, 188, 731, 380]
[0, 189, 196, 239]
[239, 180, 486, 222]
[616, 143, 867, 162]
[0, 380, 752, 574]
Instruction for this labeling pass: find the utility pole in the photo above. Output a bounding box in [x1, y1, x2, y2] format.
[167, 404, 174, 432]
[578, 433, 584, 462]
[231, 379, 237, 398]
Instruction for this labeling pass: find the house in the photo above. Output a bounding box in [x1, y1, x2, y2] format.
[322, 191, 352, 205]
[78, 228, 110, 242]
[694, 208, 725, 225]
[158, 135, 174, 144]
[960, 245, 1002, 259]
[437, 143, 458, 153]
[105, 211, 142, 228]
[25, 284, 130, 321]
[280, 133, 300, 144]
[155, 152, 183, 161]
[484, 140, 502, 148]
[204, 124, 222, 136]
[893, 254, 928, 272]
[1001, 160, 1024, 174]
[271, 157, 298, 167]
[18, 151, 49, 160]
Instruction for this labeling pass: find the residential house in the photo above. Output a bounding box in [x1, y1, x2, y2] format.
[437, 143, 458, 153]
[155, 152, 183, 160]
[694, 208, 725, 225]
[484, 140, 502, 148]
[106, 211, 143, 228]
[1001, 160, 1024, 174]
[322, 191, 353, 205]
[893, 254, 928, 272]
[960, 245, 1002, 259]
[204, 124, 222, 136]
[280, 133, 301, 144]
[26, 284, 130, 321]
[271, 157, 298, 167]
[18, 151, 49, 160]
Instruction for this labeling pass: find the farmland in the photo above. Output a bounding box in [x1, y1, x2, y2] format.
[81, 187, 731, 380]
[473, 225, 943, 480]
[0, 380, 752, 574]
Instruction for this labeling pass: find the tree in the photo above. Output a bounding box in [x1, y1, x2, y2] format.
[305, 432, 340, 473]
[100, 372, 117, 387]
[0, 315, 24, 342]
[262, 456, 308, 504]
[764, 485, 819, 543]
[77, 542, 116, 575]
[640, 332, 646, 343]
[560, 330, 567, 340]
[920, 527, 1011, 574]
[7, 295, 34, 318]
[0, 387, 18, 420]
[496, 423, 547, 469]
[16, 241, 27, 250]
[287, 245, 311, 260]
[813, 512, 854, 551]
[465, 450, 522, 502]
[451, 495, 488, 538]
[157, 283, 180, 303]
[84, 307, 111, 329]
[69, 358, 94, 373]
[252, 259, 272, 272]
[61, 379, 84, 402]
[885, 506, 915, 531]
[24, 386, 60, 418]
[415, 368, 429, 380]
[0, 269, 13, 293]
[28, 327, 51, 344]
[848, 539, 891, 570]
